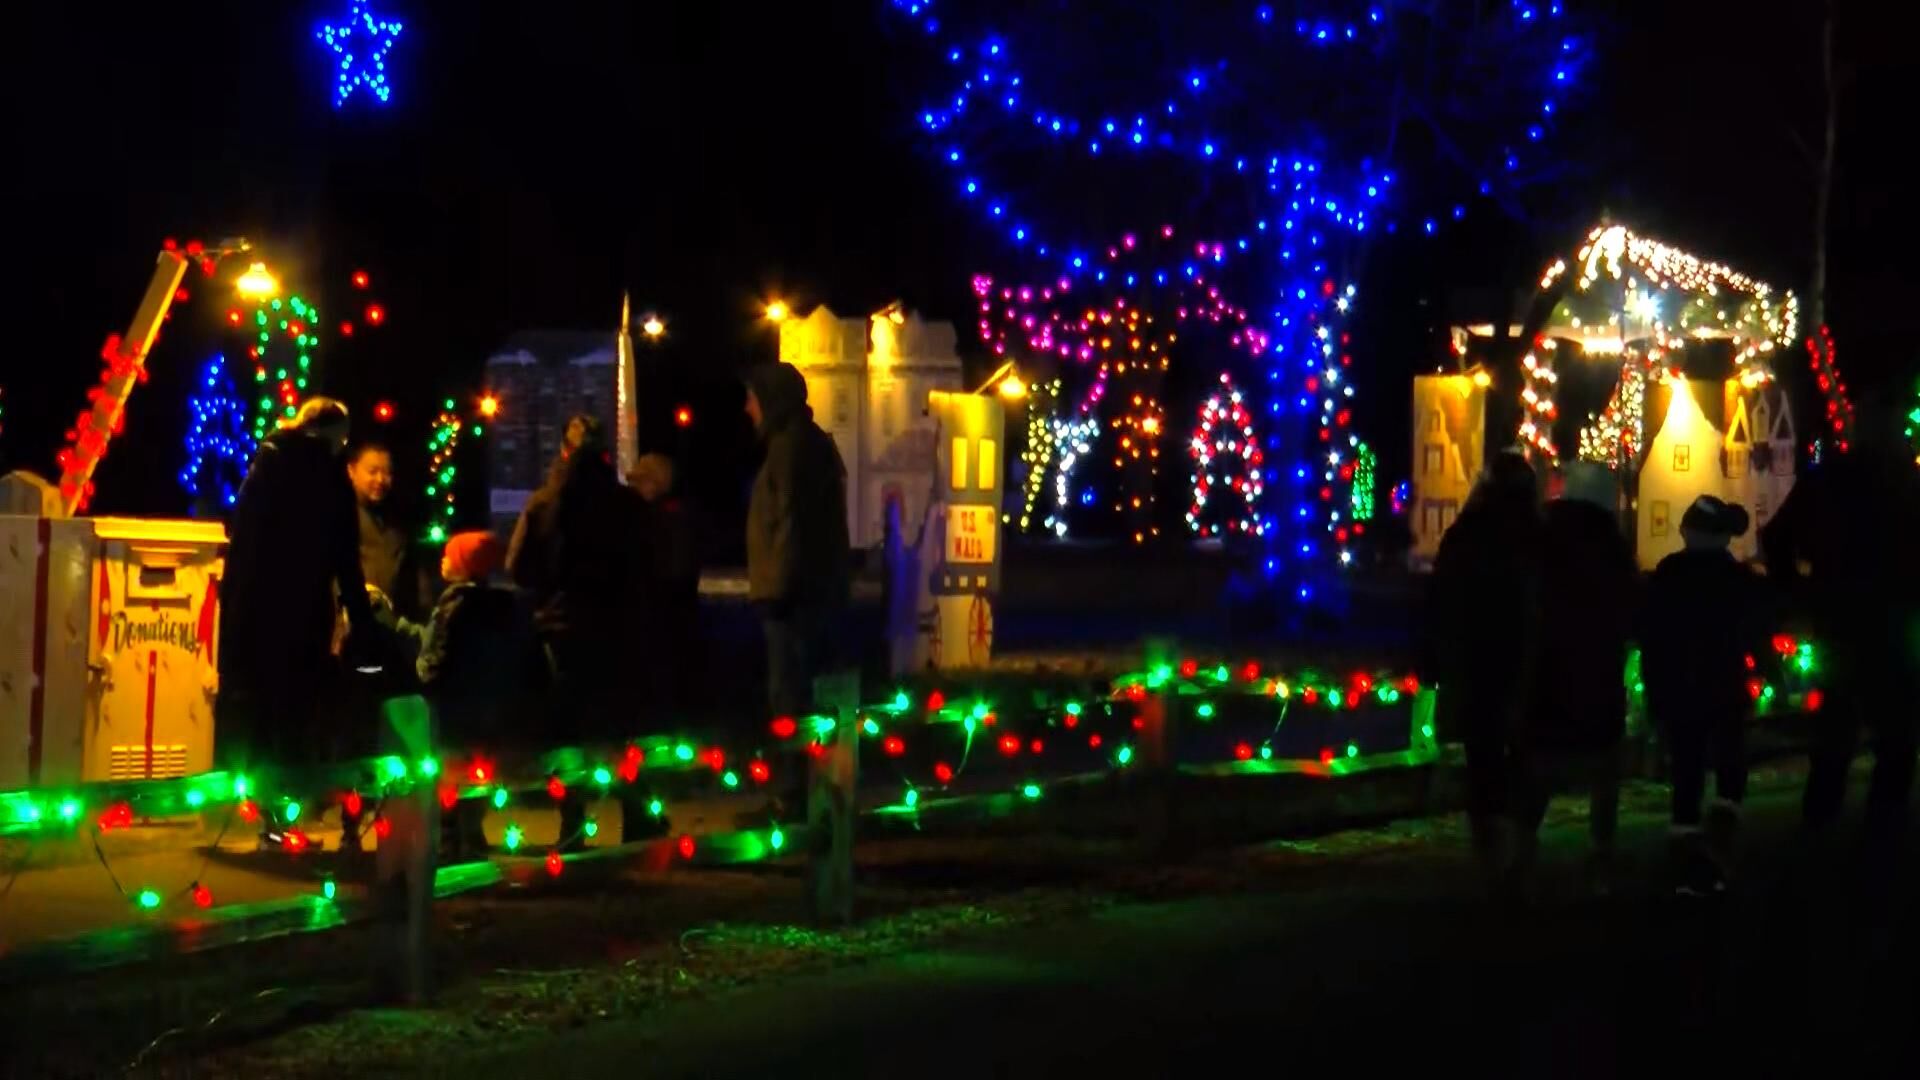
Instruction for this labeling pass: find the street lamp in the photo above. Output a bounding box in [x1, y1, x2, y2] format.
[235, 262, 278, 299]
[642, 315, 666, 339]
[765, 300, 790, 323]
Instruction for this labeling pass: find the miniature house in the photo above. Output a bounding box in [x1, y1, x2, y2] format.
[1636, 376, 1795, 567]
[780, 306, 963, 548]
[1409, 372, 1488, 564]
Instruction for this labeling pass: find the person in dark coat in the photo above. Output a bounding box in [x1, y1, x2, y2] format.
[1514, 462, 1637, 890]
[347, 440, 431, 620]
[1428, 448, 1544, 894]
[1762, 398, 1920, 849]
[630, 453, 701, 717]
[1642, 495, 1768, 894]
[507, 419, 648, 846]
[744, 363, 851, 721]
[217, 398, 372, 775]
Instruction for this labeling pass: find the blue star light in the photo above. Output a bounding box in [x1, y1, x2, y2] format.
[315, 2, 405, 107]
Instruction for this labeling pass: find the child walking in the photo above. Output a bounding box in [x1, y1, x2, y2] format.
[1640, 496, 1769, 895]
[383, 530, 523, 859]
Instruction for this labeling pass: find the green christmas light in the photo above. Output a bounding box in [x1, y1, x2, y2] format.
[1195, 702, 1216, 719]
[769, 827, 785, 851]
[59, 798, 81, 822]
[491, 787, 509, 810]
[891, 690, 912, 711]
[382, 757, 408, 783]
[674, 743, 696, 762]
[1147, 664, 1173, 688]
[648, 799, 664, 817]
[232, 776, 250, 799]
[583, 819, 600, 839]
[1064, 701, 1083, 717]
[1328, 690, 1344, 708]
[1212, 665, 1230, 683]
[722, 770, 740, 789]
[861, 718, 881, 736]
[283, 800, 301, 824]
[592, 766, 613, 786]
[970, 701, 991, 721]
[418, 757, 440, 779]
[1345, 743, 1359, 759]
[903, 787, 920, 809]
[1020, 783, 1042, 800]
[136, 889, 162, 910]
[322, 879, 337, 901]
[1420, 724, 1435, 739]
[1115, 745, 1134, 766]
[503, 825, 523, 852]
[1259, 745, 1274, 760]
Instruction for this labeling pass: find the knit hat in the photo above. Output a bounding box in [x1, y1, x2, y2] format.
[745, 363, 810, 433]
[1679, 495, 1750, 540]
[442, 531, 504, 582]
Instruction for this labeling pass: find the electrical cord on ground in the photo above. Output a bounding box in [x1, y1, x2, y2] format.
[124, 987, 287, 1072]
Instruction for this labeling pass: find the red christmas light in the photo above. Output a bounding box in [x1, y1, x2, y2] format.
[373, 400, 395, 422]
[439, 784, 460, 810]
[1063, 712, 1079, 729]
[1089, 734, 1103, 749]
[342, 790, 363, 818]
[1747, 678, 1765, 701]
[374, 816, 393, 839]
[471, 760, 492, 783]
[674, 406, 694, 428]
[546, 775, 566, 800]
[1302, 688, 1319, 706]
[545, 851, 565, 877]
[1029, 739, 1045, 754]
[351, 270, 371, 289]
[704, 747, 726, 771]
[749, 760, 771, 783]
[174, 287, 190, 303]
[1234, 742, 1253, 761]
[926, 690, 946, 712]
[1242, 662, 1261, 682]
[998, 734, 1021, 756]
[238, 799, 260, 823]
[191, 883, 214, 909]
[340, 321, 356, 337]
[283, 830, 310, 853]
[933, 762, 954, 783]
[226, 310, 242, 326]
[882, 736, 906, 757]
[98, 801, 133, 830]
[1319, 748, 1336, 765]
[770, 716, 797, 739]
[1805, 689, 1825, 712]
[365, 304, 386, 326]
[1178, 658, 1199, 679]
[677, 835, 696, 860]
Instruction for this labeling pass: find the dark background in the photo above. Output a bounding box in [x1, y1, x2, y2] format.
[3, 1, 1912, 535]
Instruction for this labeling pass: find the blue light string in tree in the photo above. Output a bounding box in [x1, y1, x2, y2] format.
[315, 1, 406, 107]
[179, 354, 257, 510]
[887, 0, 1584, 578]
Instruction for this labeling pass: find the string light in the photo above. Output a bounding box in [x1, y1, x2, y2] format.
[179, 353, 256, 508]
[424, 401, 463, 544]
[315, 1, 406, 107]
[1187, 373, 1265, 537]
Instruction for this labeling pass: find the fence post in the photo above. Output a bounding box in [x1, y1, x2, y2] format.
[1135, 639, 1178, 858]
[808, 670, 860, 925]
[371, 694, 436, 1004]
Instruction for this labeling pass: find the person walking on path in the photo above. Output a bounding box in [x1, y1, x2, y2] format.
[217, 398, 373, 781]
[347, 440, 432, 620]
[744, 363, 851, 723]
[1762, 396, 1920, 852]
[1514, 462, 1637, 892]
[1642, 496, 1769, 895]
[1427, 449, 1545, 896]
[508, 419, 649, 847]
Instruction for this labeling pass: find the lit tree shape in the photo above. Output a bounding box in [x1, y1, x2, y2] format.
[1187, 373, 1266, 538]
[179, 353, 257, 513]
[888, 0, 1589, 572]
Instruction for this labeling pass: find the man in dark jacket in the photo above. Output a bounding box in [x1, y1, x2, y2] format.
[1515, 462, 1636, 889]
[1428, 449, 1543, 894]
[347, 440, 430, 620]
[744, 363, 851, 720]
[1762, 399, 1920, 846]
[217, 398, 373, 773]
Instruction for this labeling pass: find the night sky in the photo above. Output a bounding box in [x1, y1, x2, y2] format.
[5, 1, 1911, 527]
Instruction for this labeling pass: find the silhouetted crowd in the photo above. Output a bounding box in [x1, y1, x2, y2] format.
[1430, 395, 1920, 897]
[214, 363, 850, 853]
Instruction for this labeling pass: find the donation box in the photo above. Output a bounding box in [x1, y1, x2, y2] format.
[0, 515, 226, 789]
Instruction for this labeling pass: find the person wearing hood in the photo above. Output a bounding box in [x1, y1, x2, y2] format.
[1642, 495, 1768, 895]
[744, 362, 851, 722]
[346, 439, 432, 620]
[1514, 462, 1637, 891]
[1427, 448, 1545, 896]
[217, 397, 374, 773]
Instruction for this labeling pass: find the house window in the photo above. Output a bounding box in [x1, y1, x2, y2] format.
[1420, 499, 1457, 537]
[1422, 445, 1443, 476]
[1650, 500, 1669, 537]
[1726, 446, 1749, 478]
[834, 390, 853, 427]
[977, 438, 997, 489]
[950, 438, 969, 492]
[1427, 411, 1443, 433]
[1672, 444, 1691, 472]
